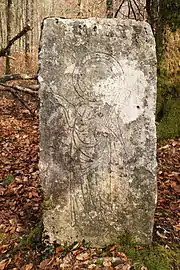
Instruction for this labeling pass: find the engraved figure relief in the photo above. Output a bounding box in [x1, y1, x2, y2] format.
[72, 52, 129, 105]
[72, 52, 146, 123]
[69, 52, 131, 227]
[48, 52, 139, 227]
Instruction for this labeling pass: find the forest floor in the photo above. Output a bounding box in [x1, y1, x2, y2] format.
[0, 95, 180, 270]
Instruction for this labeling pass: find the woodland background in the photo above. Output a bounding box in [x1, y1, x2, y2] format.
[0, 1, 180, 269]
[0, 0, 179, 139]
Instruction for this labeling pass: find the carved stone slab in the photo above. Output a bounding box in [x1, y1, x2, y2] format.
[39, 18, 157, 246]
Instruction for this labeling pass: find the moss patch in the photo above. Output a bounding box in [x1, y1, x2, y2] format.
[157, 98, 180, 139]
[126, 245, 179, 270]
[118, 234, 180, 270]
[2, 174, 15, 186]
[18, 223, 43, 250]
[156, 68, 180, 140]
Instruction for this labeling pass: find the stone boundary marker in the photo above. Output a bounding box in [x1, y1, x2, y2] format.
[38, 18, 157, 247]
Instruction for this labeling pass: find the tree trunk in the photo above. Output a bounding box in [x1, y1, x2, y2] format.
[31, 0, 34, 54]
[146, 0, 159, 31]
[0, 12, 3, 49]
[6, 0, 13, 74]
[106, 0, 113, 18]
[77, 0, 83, 17]
[25, 0, 30, 71]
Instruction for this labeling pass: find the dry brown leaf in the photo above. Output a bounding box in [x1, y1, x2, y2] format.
[56, 245, 64, 253]
[21, 263, 33, 270]
[115, 264, 131, 270]
[117, 252, 128, 262]
[71, 241, 81, 250]
[10, 225, 17, 234]
[76, 252, 90, 261]
[109, 243, 120, 251]
[173, 224, 180, 231]
[174, 184, 180, 194]
[39, 258, 51, 269]
[87, 263, 97, 269]
[103, 257, 112, 267]
[0, 259, 11, 270]
[141, 266, 148, 270]
[31, 190, 39, 197]
[72, 249, 81, 256]
[0, 244, 9, 253]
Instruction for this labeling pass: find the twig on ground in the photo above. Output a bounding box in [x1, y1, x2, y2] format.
[0, 73, 38, 83]
[0, 83, 38, 96]
[9, 89, 35, 116]
[0, 83, 37, 117]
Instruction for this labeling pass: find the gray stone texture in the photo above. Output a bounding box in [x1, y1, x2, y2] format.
[39, 18, 157, 246]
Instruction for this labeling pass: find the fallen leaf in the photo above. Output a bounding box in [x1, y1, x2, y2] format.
[0, 244, 9, 253]
[71, 241, 81, 250]
[117, 252, 128, 262]
[56, 245, 64, 253]
[76, 252, 90, 261]
[110, 243, 120, 251]
[173, 224, 180, 231]
[156, 230, 168, 239]
[0, 259, 11, 270]
[103, 257, 112, 267]
[21, 263, 33, 270]
[141, 266, 148, 270]
[39, 258, 51, 269]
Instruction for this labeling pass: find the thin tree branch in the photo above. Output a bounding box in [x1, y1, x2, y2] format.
[23, 84, 39, 91]
[128, 0, 131, 18]
[132, 0, 144, 18]
[129, 0, 137, 20]
[114, 0, 126, 18]
[0, 25, 32, 57]
[106, 0, 113, 18]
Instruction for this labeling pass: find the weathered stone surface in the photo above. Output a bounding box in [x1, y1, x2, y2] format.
[39, 18, 157, 246]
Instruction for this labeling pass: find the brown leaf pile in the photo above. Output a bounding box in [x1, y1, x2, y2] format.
[37, 243, 132, 270]
[0, 95, 179, 269]
[0, 96, 42, 269]
[154, 139, 180, 244]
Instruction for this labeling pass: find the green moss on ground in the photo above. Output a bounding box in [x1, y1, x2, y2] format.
[2, 174, 15, 186]
[118, 234, 180, 270]
[126, 245, 179, 270]
[18, 223, 43, 250]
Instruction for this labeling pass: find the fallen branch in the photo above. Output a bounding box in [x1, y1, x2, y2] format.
[0, 25, 32, 57]
[0, 73, 38, 83]
[0, 83, 39, 117]
[0, 83, 39, 96]
[0, 86, 35, 116]
[25, 84, 39, 91]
